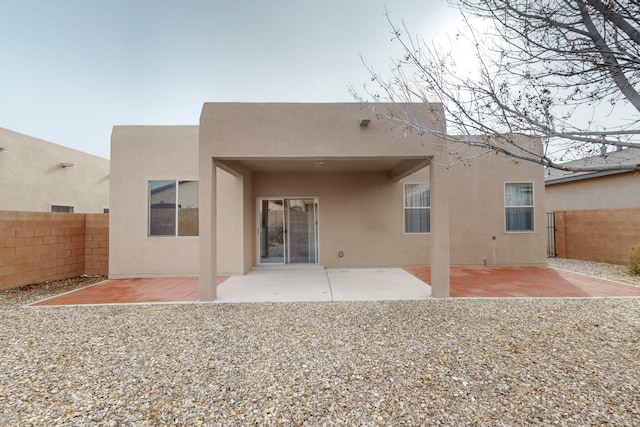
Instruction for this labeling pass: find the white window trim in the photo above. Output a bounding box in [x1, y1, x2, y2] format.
[403, 182, 430, 235]
[504, 181, 535, 233]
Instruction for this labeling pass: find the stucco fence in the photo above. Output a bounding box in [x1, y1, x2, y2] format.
[0, 211, 108, 291]
[553, 207, 640, 265]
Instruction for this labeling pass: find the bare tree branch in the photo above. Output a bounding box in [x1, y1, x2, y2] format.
[354, 0, 640, 172]
[578, 0, 640, 110]
[588, 0, 640, 46]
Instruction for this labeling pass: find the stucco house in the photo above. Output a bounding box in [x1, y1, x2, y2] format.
[545, 147, 640, 211]
[109, 103, 546, 300]
[0, 127, 110, 213]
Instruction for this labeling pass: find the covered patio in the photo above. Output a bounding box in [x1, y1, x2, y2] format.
[198, 103, 453, 301]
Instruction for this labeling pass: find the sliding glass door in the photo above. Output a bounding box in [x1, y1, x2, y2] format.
[259, 198, 318, 265]
[286, 199, 318, 264]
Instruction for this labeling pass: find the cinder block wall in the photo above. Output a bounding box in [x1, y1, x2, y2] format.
[0, 211, 109, 291]
[554, 208, 640, 265]
[84, 214, 109, 276]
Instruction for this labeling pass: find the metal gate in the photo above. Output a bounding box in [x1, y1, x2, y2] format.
[546, 212, 556, 258]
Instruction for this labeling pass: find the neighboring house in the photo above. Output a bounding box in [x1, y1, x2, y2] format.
[545, 147, 640, 211]
[544, 147, 640, 264]
[0, 127, 110, 213]
[109, 103, 546, 299]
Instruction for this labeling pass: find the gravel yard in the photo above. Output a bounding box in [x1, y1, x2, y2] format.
[1, 263, 639, 425]
[548, 258, 640, 287]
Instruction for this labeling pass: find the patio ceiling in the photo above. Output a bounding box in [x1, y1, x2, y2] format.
[217, 157, 430, 181]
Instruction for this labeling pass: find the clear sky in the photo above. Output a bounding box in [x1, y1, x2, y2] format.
[1, 0, 462, 159]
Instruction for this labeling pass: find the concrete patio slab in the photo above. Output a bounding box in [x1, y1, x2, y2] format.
[215, 267, 332, 303]
[215, 267, 431, 303]
[328, 268, 431, 301]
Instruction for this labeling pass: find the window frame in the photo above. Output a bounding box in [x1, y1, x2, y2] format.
[504, 182, 535, 233]
[148, 180, 199, 237]
[51, 205, 74, 213]
[403, 182, 430, 234]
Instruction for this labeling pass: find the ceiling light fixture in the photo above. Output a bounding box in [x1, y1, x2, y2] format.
[60, 162, 77, 168]
[359, 118, 371, 127]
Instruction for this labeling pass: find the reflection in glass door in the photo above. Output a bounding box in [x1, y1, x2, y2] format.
[260, 199, 285, 263]
[259, 198, 318, 264]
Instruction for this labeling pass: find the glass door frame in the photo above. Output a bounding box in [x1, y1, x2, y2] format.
[256, 196, 319, 266]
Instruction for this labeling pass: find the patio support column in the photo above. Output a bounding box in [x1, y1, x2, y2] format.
[199, 157, 217, 301]
[430, 156, 450, 298]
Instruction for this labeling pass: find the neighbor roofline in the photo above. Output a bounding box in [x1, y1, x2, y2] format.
[545, 169, 631, 185]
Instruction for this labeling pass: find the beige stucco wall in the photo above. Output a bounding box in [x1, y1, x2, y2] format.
[448, 149, 546, 266]
[200, 102, 446, 159]
[109, 125, 244, 278]
[216, 169, 244, 274]
[0, 127, 109, 213]
[546, 172, 640, 211]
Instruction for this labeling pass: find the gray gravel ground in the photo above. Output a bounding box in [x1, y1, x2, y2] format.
[548, 258, 640, 287]
[1, 267, 639, 425]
